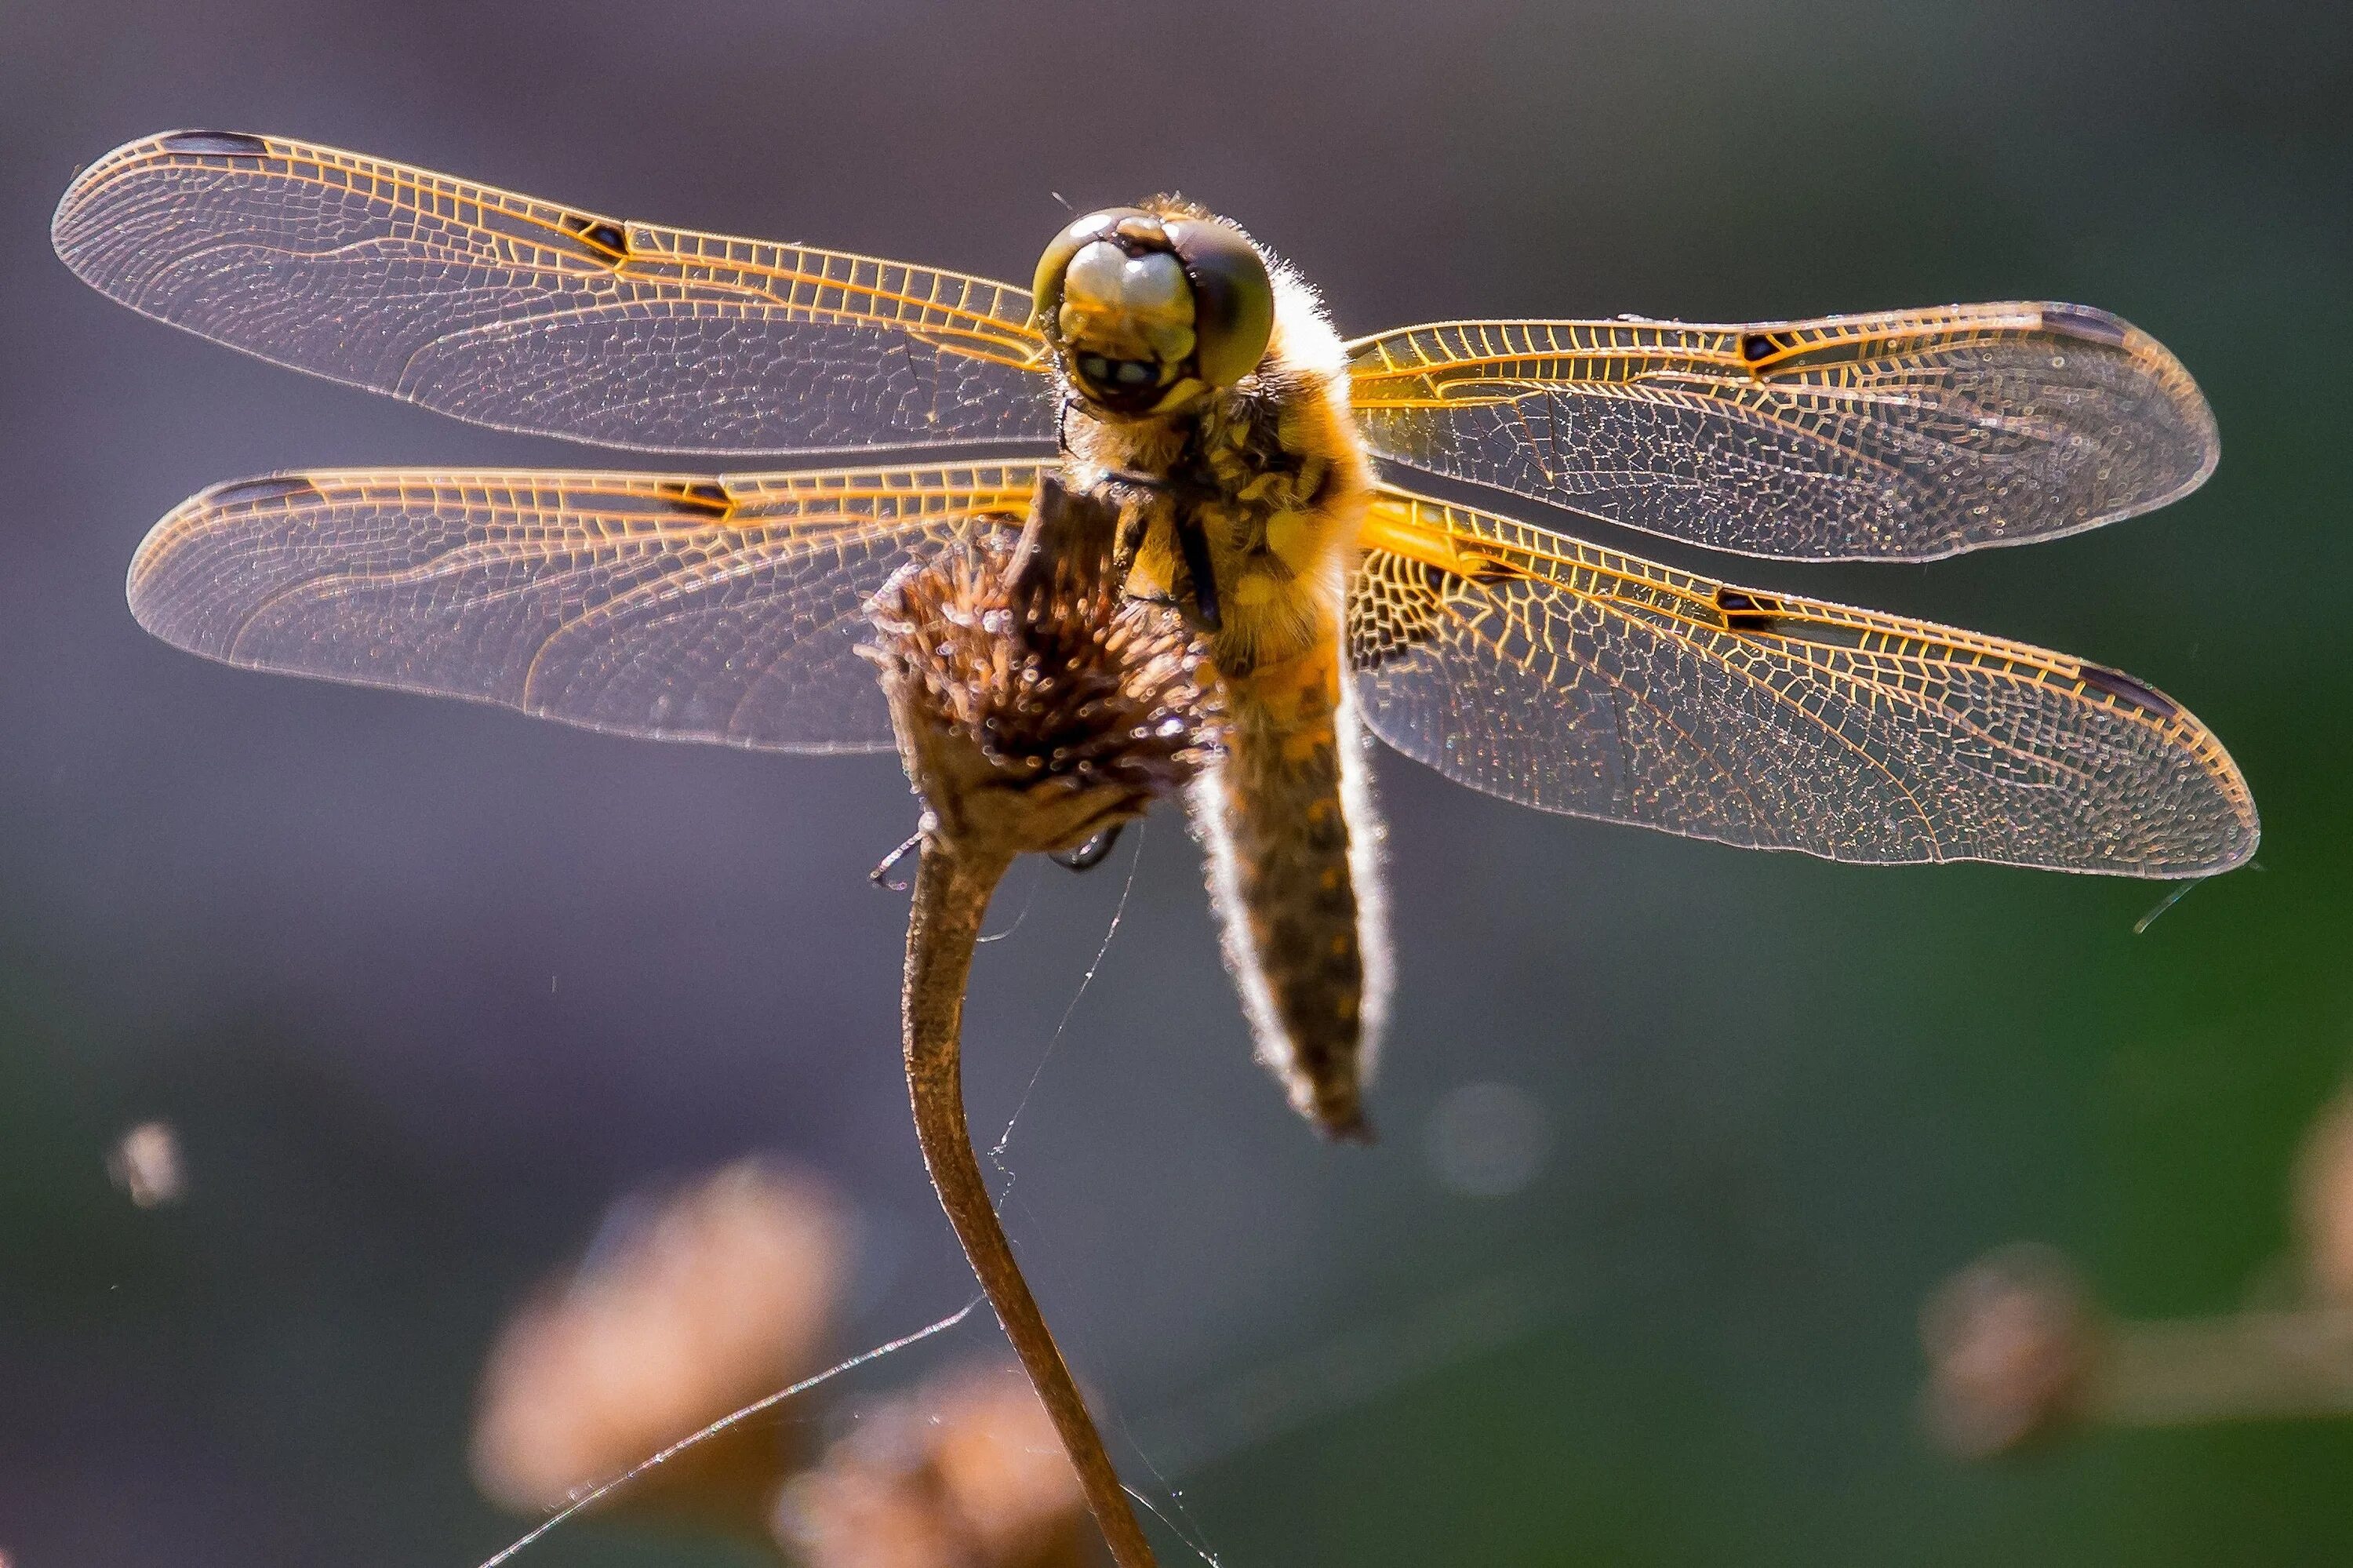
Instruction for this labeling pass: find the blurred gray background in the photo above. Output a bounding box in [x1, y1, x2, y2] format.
[3, 1, 2350, 1563]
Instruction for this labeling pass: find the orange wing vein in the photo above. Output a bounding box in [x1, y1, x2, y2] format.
[55, 131, 1056, 454]
[1349, 486, 2256, 874]
[129, 464, 1042, 752]
[1347, 305, 2217, 561]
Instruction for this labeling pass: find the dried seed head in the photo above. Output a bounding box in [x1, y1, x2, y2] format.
[471, 1161, 849, 1535]
[772, 1362, 1097, 1568]
[864, 477, 1224, 861]
[107, 1120, 187, 1208]
[1919, 1243, 2101, 1458]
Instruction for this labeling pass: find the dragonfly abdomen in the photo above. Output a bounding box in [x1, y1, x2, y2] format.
[1195, 641, 1391, 1138]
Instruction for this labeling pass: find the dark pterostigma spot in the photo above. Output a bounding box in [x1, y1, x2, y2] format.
[2074, 662, 2180, 719]
[1738, 332, 1780, 366]
[659, 480, 733, 516]
[1715, 587, 1772, 625]
[2038, 304, 2130, 348]
[159, 131, 271, 158]
[203, 475, 318, 508]
[562, 211, 630, 257]
[1714, 587, 1867, 646]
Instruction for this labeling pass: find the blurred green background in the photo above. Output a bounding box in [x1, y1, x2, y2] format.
[2, 1, 2349, 1563]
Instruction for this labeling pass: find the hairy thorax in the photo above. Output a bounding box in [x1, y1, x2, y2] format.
[1057, 265, 1372, 683]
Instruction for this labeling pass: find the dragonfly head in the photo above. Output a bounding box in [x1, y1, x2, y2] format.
[1032, 203, 1274, 418]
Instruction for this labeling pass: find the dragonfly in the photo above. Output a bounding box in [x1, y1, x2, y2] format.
[53, 131, 2258, 1138]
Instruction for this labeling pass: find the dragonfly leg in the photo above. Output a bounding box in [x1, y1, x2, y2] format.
[1077, 462, 1223, 635]
[869, 830, 922, 891]
[1100, 475, 1163, 595]
[1169, 505, 1224, 633]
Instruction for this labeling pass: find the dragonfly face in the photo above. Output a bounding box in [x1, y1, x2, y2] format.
[1031, 203, 1275, 417]
[53, 131, 2261, 1137]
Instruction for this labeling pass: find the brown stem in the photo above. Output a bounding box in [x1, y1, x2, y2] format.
[2097, 1307, 2353, 1428]
[902, 837, 1160, 1568]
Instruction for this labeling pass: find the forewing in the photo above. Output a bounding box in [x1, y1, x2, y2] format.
[54, 131, 1056, 453]
[1349, 487, 2256, 874]
[129, 464, 1042, 751]
[1347, 305, 2218, 561]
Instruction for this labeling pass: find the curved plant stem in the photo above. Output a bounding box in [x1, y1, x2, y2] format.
[902, 837, 1160, 1568]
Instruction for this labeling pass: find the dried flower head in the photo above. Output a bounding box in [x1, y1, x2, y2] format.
[2297, 1087, 2353, 1303]
[107, 1120, 187, 1208]
[773, 1361, 1099, 1568]
[471, 1161, 849, 1535]
[1919, 1242, 2101, 1458]
[870, 475, 1199, 1568]
[864, 475, 1224, 861]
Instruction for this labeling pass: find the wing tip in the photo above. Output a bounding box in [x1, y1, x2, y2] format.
[53, 129, 276, 278]
[2206, 820, 2262, 875]
[2036, 644, 2257, 876]
[127, 470, 319, 654]
[123, 490, 206, 649]
[2035, 300, 2222, 507]
[2193, 764, 2263, 877]
[2144, 720, 2261, 878]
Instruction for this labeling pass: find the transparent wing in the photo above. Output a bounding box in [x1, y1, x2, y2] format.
[129, 463, 1041, 752]
[54, 131, 1056, 454]
[1349, 487, 2256, 874]
[1347, 304, 2218, 561]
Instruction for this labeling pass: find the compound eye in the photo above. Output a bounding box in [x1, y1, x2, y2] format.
[1056, 242, 1195, 363]
[1165, 218, 1274, 387]
[1031, 207, 1155, 333]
